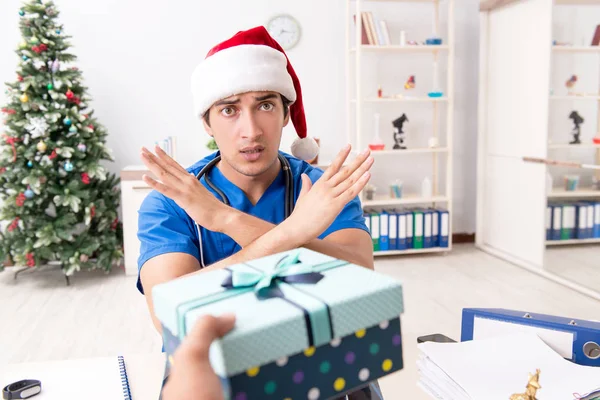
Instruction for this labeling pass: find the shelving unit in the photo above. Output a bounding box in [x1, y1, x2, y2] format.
[547, 0, 600, 247]
[346, 0, 454, 256]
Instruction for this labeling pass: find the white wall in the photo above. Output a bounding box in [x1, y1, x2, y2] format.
[0, 0, 480, 233]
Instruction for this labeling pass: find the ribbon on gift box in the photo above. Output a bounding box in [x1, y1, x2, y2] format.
[175, 250, 347, 347]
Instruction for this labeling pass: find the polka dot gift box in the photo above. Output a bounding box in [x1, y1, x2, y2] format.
[153, 248, 404, 400]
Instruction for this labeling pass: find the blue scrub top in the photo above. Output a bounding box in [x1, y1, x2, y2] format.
[136, 151, 369, 294]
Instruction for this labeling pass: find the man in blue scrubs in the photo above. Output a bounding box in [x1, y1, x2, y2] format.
[137, 26, 374, 333]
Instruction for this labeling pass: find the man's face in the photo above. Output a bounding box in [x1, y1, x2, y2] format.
[203, 91, 290, 177]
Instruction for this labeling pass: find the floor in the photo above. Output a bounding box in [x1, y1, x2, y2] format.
[1, 244, 599, 399]
[545, 244, 600, 293]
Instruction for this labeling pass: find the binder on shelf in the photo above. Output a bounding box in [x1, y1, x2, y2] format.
[595, 202, 600, 238]
[439, 209, 449, 248]
[576, 203, 588, 239]
[371, 211, 380, 251]
[406, 210, 414, 248]
[586, 203, 594, 239]
[561, 204, 576, 240]
[551, 205, 562, 241]
[380, 210, 389, 251]
[388, 210, 398, 250]
[423, 209, 433, 248]
[398, 211, 408, 250]
[546, 205, 553, 241]
[431, 209, 440, 247]
[413, 210, 424, 249]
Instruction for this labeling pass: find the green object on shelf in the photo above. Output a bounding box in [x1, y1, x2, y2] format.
[413, 210, 424, 249]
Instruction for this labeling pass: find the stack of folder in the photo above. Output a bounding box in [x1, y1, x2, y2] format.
[546, 201, 600, 241]
[364, 208, 450, 252]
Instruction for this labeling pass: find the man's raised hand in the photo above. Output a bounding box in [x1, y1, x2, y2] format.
[285, 144, 373, 242]
[140, 145, 229, 232]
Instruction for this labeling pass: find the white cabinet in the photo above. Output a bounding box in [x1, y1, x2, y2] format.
[120, 167, 152, 276]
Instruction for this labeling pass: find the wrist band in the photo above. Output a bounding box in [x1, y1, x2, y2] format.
[2, 380, 41, 399]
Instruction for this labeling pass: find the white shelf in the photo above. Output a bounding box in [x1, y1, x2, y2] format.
[363, 195, 448, 207]
[374, 247, 450, 257]
[548, 143, 600, 149]
[353, 97, 449, 103]
[552, 45, 600, 52]
[548, 188, 600, 198]
[350, 45, 448, 53]
[370, 148, 449, 154]
[550, 95, 600, 100]
[546, 238, 600, 246]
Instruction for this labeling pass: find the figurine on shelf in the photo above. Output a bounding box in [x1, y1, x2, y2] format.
[377, 85, 383, 98]
[509, 369, 541, 400]
[392, 114, 408, 150]
[566, 75, 578, 95]
[365, 184, 376, 201]
[404, 75, 415, 90]
[569, 111, 584, 144]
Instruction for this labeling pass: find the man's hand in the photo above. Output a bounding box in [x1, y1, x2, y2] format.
[161, 313, 236, 400]
[284, 145, 373, 243]
[140, 146, 231, 232]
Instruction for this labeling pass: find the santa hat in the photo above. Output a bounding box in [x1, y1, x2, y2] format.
[191, 26, 319, 161]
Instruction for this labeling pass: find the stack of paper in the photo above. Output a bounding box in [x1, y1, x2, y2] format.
[417, 333, 600, 400]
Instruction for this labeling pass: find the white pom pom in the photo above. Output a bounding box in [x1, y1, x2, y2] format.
[291, 137, 319, 161]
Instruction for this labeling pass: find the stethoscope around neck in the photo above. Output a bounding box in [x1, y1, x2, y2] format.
[194, 152, 295, 268]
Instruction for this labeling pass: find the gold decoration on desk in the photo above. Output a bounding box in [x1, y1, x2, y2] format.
[510, 369, 541, 400]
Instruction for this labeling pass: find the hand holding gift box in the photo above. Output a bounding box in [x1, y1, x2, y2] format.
[153, 248, 404, 400]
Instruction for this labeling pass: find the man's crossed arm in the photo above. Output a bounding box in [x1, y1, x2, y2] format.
[139, 144, 374, 333]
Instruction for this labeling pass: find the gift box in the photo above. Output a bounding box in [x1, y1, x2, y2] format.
[153, 248, 404, 400]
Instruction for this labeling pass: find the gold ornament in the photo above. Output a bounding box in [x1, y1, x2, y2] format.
[510, 369, 541, 400]
[37, 141, 47, 152]
[20, 93, 29, 103]
[19, 41, 27, 49]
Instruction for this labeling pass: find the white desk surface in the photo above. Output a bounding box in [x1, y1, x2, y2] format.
[0, 352, 167, 400]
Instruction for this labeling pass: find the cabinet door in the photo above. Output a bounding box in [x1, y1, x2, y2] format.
[477, 0, 552, 269]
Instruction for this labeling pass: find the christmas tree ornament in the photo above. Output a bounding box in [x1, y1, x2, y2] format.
[26, 252, 35, 267]
[63, 117, 72, 126]
[20, 93, 29, 103]
[27, 161, 33, 168]
[65, 89, 74, 99]
[49, 149, 57, 160]
[16, 193, 26, 207]
[55, 29, 61, 34]
[63, 161, 74, 172]
[47, 83, 53, 90]
[19, 9, 25, 16]
[8, 217, 20, 232]
[17, 74, 23, 82]
[25, 116, 49, 138]
[37, 141, 47, 152]
[39, 44, 48, 52]
[30, 37, 40, 45]
[51, 59, 60, 72]
[77, 143, 87, 152]
[69, 126, 77, 133]
[81, 172, 90, 184]
[25, 188, 34, 199]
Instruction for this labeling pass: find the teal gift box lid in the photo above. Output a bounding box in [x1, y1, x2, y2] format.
[152, 248, 404, 378]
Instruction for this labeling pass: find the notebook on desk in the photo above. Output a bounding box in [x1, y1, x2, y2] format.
[0, 355, 132, 399]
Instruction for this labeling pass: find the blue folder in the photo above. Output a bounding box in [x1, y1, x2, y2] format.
[461, 308, 600, 367]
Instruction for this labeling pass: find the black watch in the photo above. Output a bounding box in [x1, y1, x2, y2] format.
[2, 380, 42, 399]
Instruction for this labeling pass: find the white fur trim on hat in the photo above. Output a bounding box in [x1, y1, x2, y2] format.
[191, 45, 297, 118]
[291, 137, 319, 161]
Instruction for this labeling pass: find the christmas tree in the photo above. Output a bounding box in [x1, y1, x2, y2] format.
[0, 0, 123, 277]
